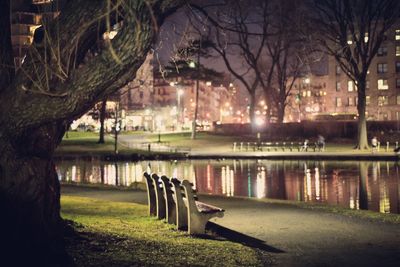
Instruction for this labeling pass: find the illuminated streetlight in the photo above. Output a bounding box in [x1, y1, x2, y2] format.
[188, 61, 196, 68]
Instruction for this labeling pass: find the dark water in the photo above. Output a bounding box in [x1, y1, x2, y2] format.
[56, 158, 400, 214]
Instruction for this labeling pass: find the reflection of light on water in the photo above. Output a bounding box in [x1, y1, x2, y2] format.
[55, 159, 400, 214]
[146, 163, 151, 173]
[190, 164, 197, 188]
[229, 168, 234, 196]
[256, 167, 266, 199]
[71, 165, 77, 182]
[350, 197, 355, 209]
[222, 166, 226, 195]
[105, 164, 116, 185]
[305, 168, 312, 201]
[380, 178, 390, 213]
[221, 166, 234, 196]
[172, 167, 178, 178]
[207, 164, 211, 190]
[315, 167, 320, 200]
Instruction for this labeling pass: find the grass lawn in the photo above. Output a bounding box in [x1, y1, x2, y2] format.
[62, 196, 265, 266]
[58, 131, 388, 155]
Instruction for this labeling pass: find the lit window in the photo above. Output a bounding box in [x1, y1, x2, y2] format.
[377, 63, 388, 73]
[336, 65, 341, 75]
[348, 80, 354, 92]
[397, 96, 400, 105]
[336, 82, 341, 91]
[396, 29, 400, 40]
[396, 46, 400, 56]
[336, 97, 342, 107]
[377, 46, 388, 56]
[307, 90, 311, 97]
[378, 79, 389, 90]
[364, 32, 369, 43]
[366, 96, 370, 105]
[348, 97, 354, 106]
[378, 95, 389, 105]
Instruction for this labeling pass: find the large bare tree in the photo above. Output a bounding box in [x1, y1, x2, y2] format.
[192, 0, 270, 131]
[0, 0, 184, 264]
[262, 0, 305, 123]
[311, 0, 400, 149]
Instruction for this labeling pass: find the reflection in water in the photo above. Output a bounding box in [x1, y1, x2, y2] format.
[56, 158, 400, 214]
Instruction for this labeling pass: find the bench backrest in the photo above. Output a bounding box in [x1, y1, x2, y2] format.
[151, 173, 166, 220]
[181, 180, 199, 214]
[160, 175, 176, 224]
[170, 178, 188, 230]
[143, 172, 156, 216]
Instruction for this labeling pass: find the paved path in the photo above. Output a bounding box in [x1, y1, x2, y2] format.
[62, 185, 400, 267]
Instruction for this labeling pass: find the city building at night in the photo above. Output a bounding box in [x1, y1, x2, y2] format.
[11, 0, 58, 69]
[286, 24, 400, 122]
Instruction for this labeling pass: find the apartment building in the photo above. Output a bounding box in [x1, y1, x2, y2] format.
[11, 0, 58, 68]
[286, 24, 400, 122]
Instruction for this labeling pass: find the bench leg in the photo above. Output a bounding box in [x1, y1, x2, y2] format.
[188, 212, 224, 235]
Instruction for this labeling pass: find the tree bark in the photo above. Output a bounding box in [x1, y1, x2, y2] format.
[98, 98, 107, 144]
[356, 79, 369, 149]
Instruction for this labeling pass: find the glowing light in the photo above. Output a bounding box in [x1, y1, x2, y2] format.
[188, 61, 196, 68]
[206, 81, 212, 86]
[255, 117, 264, 126]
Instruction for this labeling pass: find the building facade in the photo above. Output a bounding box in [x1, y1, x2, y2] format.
[286, 24, 400, 122]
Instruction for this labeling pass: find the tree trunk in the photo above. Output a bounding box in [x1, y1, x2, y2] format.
[264, 90, 272, 123]
[356, 79, 369, 149]
[98, 98, 107, 144]
[0, 125, 69, 265]
[249, 92, 257, 133]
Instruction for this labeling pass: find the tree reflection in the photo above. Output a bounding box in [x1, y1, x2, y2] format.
[358, 162, 370, 210]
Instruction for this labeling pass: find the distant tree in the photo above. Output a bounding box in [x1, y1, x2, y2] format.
[263, 0, 305, 123]
[97, 98, 107, 144]
[310, 0, 400, 149]
[192, 0, 271, 132]
[0, 0, 185, 264]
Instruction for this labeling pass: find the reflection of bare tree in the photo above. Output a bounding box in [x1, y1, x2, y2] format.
[358, 162, 370, 210]
[114, 162, 119, 186]
[100, 161, 105, 184]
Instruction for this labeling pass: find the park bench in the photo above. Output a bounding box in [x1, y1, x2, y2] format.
[181, 180, 225, 235]
[143, 172, 225, 235]
[159, 175, 177, 225]
[143, 172, 156, 216]
[150, 173, 166, 220]
[233, 141, 302, 152]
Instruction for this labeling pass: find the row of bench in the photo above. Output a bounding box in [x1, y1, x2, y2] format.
[144, 172, 225, 235]
[232, 142, 325, 152]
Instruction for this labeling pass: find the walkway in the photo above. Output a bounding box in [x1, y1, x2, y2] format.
[61, 185, 400, 267]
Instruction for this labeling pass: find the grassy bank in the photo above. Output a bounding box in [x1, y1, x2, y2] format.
[58, 131, 360, 154]
[61, 196, 265, 266]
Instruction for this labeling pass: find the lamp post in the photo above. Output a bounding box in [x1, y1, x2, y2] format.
[114, 102, 120, 154]
[191, 48, 200, 139]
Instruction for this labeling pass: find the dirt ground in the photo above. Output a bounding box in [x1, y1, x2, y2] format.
[62, 185, 400, 267]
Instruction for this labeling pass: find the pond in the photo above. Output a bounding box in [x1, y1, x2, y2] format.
[56, 158, 400, 214]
